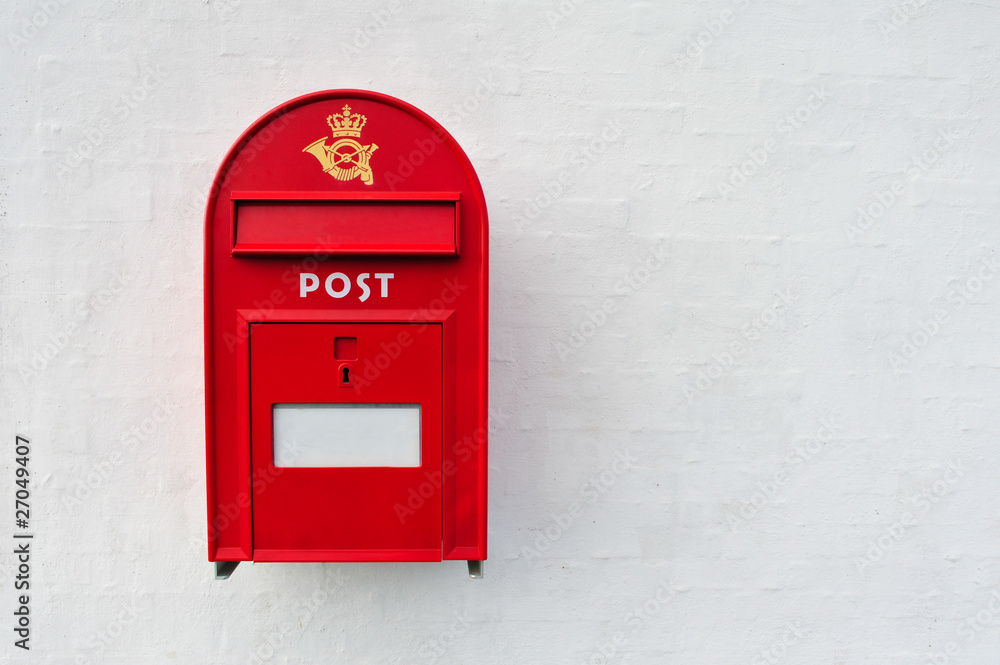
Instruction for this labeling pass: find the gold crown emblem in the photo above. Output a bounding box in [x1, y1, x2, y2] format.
[327, 104, 367, 138]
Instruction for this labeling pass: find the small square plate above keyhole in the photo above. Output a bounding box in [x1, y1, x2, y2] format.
[334, 337, 358, 360]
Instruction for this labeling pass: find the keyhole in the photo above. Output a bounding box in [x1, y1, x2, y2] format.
[338, 363, 353, 388]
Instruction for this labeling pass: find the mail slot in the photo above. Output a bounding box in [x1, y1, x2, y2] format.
[232, 192, 460, 255]
[204, 90, 488, 579]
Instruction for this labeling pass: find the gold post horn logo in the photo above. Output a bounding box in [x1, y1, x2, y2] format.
[302, 104, 379, 185]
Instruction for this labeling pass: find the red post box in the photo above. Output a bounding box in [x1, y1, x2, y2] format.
[203, 90, 488, 578]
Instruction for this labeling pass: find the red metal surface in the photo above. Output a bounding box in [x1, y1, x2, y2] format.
[204, 90, 488, 566]
[251, 323, 442, 557]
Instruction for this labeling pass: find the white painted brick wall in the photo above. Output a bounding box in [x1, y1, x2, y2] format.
[3, 0, 1000, 662]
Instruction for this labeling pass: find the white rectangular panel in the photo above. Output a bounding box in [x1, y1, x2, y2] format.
[272, 403, 421, 467]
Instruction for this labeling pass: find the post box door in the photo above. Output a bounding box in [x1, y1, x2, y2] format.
[249, 322, 443, 559]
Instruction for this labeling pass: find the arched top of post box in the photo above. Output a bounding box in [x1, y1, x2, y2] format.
[205, 89, 488, 254]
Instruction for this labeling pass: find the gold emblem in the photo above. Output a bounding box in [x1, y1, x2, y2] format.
[302, 104, 379, 185]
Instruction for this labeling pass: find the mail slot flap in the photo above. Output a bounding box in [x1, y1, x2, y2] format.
[231, 192, 460, 256]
